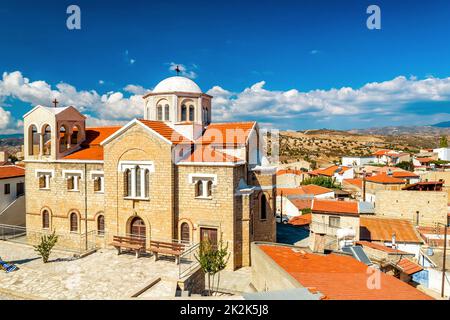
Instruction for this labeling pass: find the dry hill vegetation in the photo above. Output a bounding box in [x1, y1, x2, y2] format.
[273, 129, 447, 168]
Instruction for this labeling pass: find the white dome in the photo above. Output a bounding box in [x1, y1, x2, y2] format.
[153, 76, 202, 94]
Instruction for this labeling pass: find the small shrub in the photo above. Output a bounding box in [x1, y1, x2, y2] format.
[34, 231, 58, 263]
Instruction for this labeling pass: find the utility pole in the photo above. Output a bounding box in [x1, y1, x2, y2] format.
[84, 163, 88, 251]
[362, 170, 367, 202]
[440, 223, 448, 298]
[280, 191, 283, 223]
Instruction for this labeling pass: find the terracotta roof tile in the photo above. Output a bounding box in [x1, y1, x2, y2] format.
[290, 199, 313, 211]
[277, 185, 333, 197]
[312, 199, 359, 216]
[310, 165, 351, 177]
[365, 174, 405, 184]
[63, 127, 121, 161]
[277, 169, 304, 176]
[196, 122, 255, 145]
[138, 119, 191, 144]
[180, 145, 241, 163]
[392, 171, 419, 178]
[289, 214, 312, 226]
[397, 258, 423, 275]
[360, 217, 422, 243]
[415, 157, 434, 163]
[259, 244, 432, 300]
[343, 178, 363, 189]
[0, 165, 25, 179]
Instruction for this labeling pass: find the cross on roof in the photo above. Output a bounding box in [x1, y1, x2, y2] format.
[175, 65, 181, 76]
[52, 98, 59, 108]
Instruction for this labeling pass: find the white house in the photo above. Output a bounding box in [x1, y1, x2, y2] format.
[433, 147, 450, 161]
[0, 165, 26, 226]
[342, 156, 377, 167]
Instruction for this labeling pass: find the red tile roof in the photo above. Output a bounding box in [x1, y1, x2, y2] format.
[373, 149, 395, 156]
[312, 199, 359, 216]
[196, 122, 255, 145]
[290, 199, 312, 211]
[310, 165, 351, 177]
[289, 214, 312, 226]
[0, 165, 25, 179]
[343, 178, 363, 189]
[365, 174, 405, 184]
[180, 145, 241, 163]
[277, 169, 304, 176]
[397, 258, 423, 275]
[277, 185, 333, 197]
[415, 157, 434, 163]
[259, 244, 432, 300]
[138, 119, 192, 145]
[360, 217, 422, 243]
[392, 171, 419, 179]
[356, 241, 409, 254]
[64, 127, 121, 161]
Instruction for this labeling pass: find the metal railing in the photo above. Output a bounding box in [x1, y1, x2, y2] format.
[178, 242, 200, 279]
[0, 223, 97, 255]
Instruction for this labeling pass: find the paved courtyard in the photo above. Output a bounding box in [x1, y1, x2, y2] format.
[0, 241, 181, 300]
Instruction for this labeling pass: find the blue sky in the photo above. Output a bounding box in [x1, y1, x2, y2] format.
[0, 0, 450, 133]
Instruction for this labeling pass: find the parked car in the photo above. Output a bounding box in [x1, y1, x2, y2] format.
[276, 214, 289, 224]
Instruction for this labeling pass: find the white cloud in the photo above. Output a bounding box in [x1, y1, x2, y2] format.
[207, 75, 450, 127]
[168, 63, 197, 79]
[1, 71, 450, 133]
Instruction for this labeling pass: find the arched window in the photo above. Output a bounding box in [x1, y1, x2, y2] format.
[59, 125, 68, 153]
[206, 180, 213, 197]
[71, 125, 80, 145]
[29, 125, 39, 155]
[195, 180, 203, 197]
[97, 215, 105, 235]
[181, 105, 187, 121]
[42, 125, 52, 156]
[164, 104, 170, 121]
[181, 222, 190, 243]
[70, 212, 78, 232]
[42, 210, 50, 229]
[157, 105, 163, 121]
[124, 169, 132, 197]
[189, 106, 194, 121]
[260, 194, 267, 220]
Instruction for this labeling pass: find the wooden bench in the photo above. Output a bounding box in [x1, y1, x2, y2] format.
[147, 241, 185, 264]
[110, 236, 146, 258]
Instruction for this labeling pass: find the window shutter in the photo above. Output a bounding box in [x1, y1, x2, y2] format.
[67, 176, 74, 190]
[144, 170, 149, 198]
[94, 177, 100, 192]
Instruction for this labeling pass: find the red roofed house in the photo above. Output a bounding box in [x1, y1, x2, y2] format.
[373, 149, 411, 166]
[0, 165, 25, 225]
[251, 242, 432, 300]
[309, 199, 360, 252]
[22, 75, 277, 270]
[309, 165, 354, 184]
[276, 186, 334, 222]
[364, 173, 407, 202]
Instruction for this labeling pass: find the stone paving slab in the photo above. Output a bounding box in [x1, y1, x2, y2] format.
[0, 241, 180, 300]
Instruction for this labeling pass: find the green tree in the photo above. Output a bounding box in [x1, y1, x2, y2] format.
[395, 161, 414, 171]
[301, 176, 341, 189]
[195, 238, 230, 296]
[34, 231, 58, 263]
[439, 135, 448, 148]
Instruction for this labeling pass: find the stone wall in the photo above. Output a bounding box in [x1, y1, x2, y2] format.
[375, 190, 448, 226]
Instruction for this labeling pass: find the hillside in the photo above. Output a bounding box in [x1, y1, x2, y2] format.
[275, 128, 448, 169]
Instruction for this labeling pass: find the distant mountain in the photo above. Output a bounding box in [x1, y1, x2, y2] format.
[432, 121, 450, 128]
[349, 125, 450, 136]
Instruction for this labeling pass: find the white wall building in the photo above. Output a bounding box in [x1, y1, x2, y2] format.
[342, 156, 377, 167]
[0, 165, 26, 226]
[433, 148, 450, 161]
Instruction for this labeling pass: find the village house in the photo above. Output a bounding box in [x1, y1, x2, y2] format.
[309, 199, 360, 252]
[275, 169, 306, 188]
[309, 165, 354, 184]
[373, 149, 411, 166]
[413, 157, 435, 169]
[433, 147, 450, 161]
[22, 75, 276, 270]
[0, 165, 25, 226]
[363, 174, 406, 202]
[276, 185, 334, 221]
[341, 156, 377, 167]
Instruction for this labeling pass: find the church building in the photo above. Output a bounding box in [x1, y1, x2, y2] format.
[23, 76, 276, 270]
